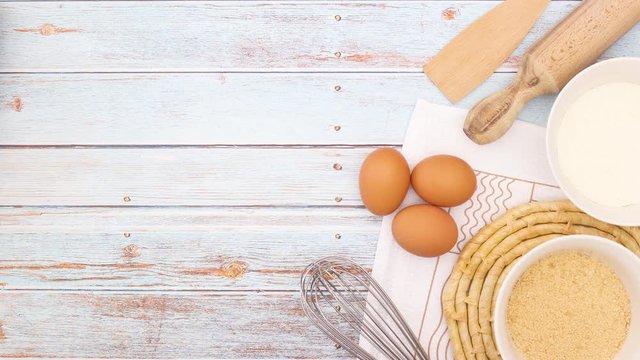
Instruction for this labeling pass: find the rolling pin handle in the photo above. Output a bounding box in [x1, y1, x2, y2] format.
[464, 0, 640, 144]
[464, 55, 554, 144]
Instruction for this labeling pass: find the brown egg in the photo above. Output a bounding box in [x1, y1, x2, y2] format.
[411, 154, 476, 207]
[392, 204, 458, 257]
[359, 148, 410, 216]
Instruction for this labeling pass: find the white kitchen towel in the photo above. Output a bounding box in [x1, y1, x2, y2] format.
[366, 99, 564, 359]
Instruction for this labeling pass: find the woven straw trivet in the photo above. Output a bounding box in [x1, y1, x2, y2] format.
[443, 200, 640, 360]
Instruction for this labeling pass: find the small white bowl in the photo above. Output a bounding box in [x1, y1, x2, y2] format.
[546, 57, 640, 226]
[493, 235, 640, 360]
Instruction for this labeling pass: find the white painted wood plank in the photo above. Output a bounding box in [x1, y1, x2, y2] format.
[0, 207, 378, 290]
[0, 290, 351, 358]
[0, 72, 557, 145]
[0, 1, 637, 72]
[0, 147, 373, 206]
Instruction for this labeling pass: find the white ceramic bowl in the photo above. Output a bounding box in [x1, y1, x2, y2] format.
[546, 57, 640, 226]
[494, 235, 640, 360]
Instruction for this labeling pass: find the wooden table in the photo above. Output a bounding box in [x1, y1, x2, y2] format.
[0, 1, 637, 357]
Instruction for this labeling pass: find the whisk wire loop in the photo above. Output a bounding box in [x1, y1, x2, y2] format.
[300, 256, 429, 360]
[323, 268, 409, 358]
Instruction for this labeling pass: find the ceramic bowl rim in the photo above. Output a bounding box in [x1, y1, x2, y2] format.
[493, 234, 640, 360]
[546, 57, 640, 226]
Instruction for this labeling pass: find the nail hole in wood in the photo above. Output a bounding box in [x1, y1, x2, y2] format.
[334, 125, 341, 131]
[123, 233, 131, 238]
[334, 51, 341, 58]
[335, 233, 342, 239]
[335, 343, 342, 349]
[123, 195, 131, 202]
[335, 15, 341, 21]
[335, 196, 343, 203]
[333, 163, 342, 171]
[334, 85, 341, 92]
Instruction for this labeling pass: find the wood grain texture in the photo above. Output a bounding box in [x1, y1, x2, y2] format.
[0, 207, 378, 290]
[0, 1, 637, 72]
[0, 147, 375, 206]
[0, 73, 558, 145]
[1, 0, 637, 357]
[0, 291, 351, 358]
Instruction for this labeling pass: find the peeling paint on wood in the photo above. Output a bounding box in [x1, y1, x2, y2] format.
[0, 353, 50, 358]
[0, 2, 637, 71]
[50, 276, 129, 282]
[342, 52, 422, 66]
[0, 207, 378, 290]
[0, 72, 583, 145]
[342, 53, 375, 63]
[0, 263, 87, 270]
[294, 53, 331, 62]
[14, 24, 79, 36]
[91, 295, 198, 320]
[181, 261, 249, 279]
[8, 97, 22, 112]
[0, 0, 637, 357]
[0, 292, 352, 358]
[0, 147, 377, 206]
[122, 244, 140, 259]
[442, 7, 459, 20]
[0, 262, 152, 272]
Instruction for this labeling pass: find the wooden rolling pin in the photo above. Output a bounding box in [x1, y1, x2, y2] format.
[464, 0, 640, 145]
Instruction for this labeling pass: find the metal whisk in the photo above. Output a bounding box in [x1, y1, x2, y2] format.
[300, 256, 429, 360]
